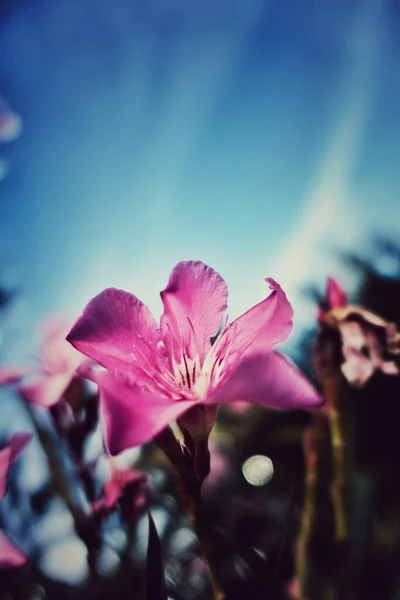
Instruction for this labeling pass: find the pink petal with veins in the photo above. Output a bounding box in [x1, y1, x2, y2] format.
[85, 368, 194, 454]
[209, 279, 293, 374]
[160, 261, 228, 364]
[67, 288, 169, 382]
[209, 352, 322, 409]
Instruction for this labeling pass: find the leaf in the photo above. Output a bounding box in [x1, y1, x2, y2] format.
[146, 510, 167, 600]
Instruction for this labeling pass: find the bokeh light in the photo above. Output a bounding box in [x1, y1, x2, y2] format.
[242, 455, 274, 487]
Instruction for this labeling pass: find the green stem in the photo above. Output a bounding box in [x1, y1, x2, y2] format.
[23, 399, 98, 572]
[322, 379, 348, 544]
[189, 497, 225, 600]
[294, 415, 322, 599]
[157, 428, 224, 600]
[327, 405, 347, 542]
[323, 377, 354, 600]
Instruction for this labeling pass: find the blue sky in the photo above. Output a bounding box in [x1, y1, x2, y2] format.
[0, 0, 399, 364]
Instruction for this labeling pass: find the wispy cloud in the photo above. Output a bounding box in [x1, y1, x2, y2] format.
[67, 0, 269, 320]
[276, 0, 384, 332]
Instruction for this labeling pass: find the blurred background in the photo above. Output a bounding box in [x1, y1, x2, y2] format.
[0, 0, 399, 598]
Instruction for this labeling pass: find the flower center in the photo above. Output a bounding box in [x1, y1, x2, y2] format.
[172, 351, 200, 396]
[163, 316, 235, 401]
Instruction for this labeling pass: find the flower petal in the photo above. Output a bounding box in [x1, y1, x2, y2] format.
[210, 279, 293, 371]
[178, 404, 219, 437]
[209, 352, 323, 409]
[8, 433, 32, 464]
[160, 261, 228, 364]
[40, 317, 85, 374]
[0, 531, 26, 569]
[88, 369, 195, 454]
[326, 277, 347, 309]
[21, 372, 74, 407]
[67, 288, 169, 378]
[103, 461, 146, 509]
[0, 368, 27, 386]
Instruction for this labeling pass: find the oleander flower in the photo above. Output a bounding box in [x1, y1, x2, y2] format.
[99, 455, 147, 511]
[319, 276, 348, 317]
[67, 261, 322, 454]
[316, 277, 400, 386]
[0, 433, 31, 569]
[0, 317, 88, 408]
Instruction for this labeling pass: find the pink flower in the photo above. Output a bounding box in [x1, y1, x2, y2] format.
[89, 454, 147, 525]
[100, 456, 146, 510]
[67, 261, 322, 454]
[326, 276, 348, 310]
[18, 317, 87, 407]
[0, 100, 22, 143]
[0, 368, 27, 386]
[316, 277, 400, 386]
[0, 433, 31, 569]
[317, 276, 348, 320]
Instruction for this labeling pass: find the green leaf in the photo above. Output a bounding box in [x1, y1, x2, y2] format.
[146, 511, 167, 600]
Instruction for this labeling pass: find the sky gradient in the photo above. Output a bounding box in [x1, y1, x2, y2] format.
[0, 0, 399, 364]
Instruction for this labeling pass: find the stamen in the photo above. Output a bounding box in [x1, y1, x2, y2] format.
[165, 320, 186, 384]
[209, 321, 238, 387]
[192, 363, 196, 384]
[182, 354, 191, 389]
[128, 340, 182, 398]
[186, 316, 202, 377]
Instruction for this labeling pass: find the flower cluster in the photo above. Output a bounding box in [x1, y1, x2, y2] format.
[0, 260, 323, 600]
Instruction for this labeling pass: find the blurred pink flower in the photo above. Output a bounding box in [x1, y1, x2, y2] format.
[0, 317, 88, 407]
[102, 457, 146, 510]
[91, 455, 147, 524]
[316, 278, 400, 387]
[0, 433, 31, 569]
[0, 98, 22, 143]
[326, 276, 348, 310]
[0, 368, 27, 386]
[68, 261, 322, 454]
[317, 276, 348, 321]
